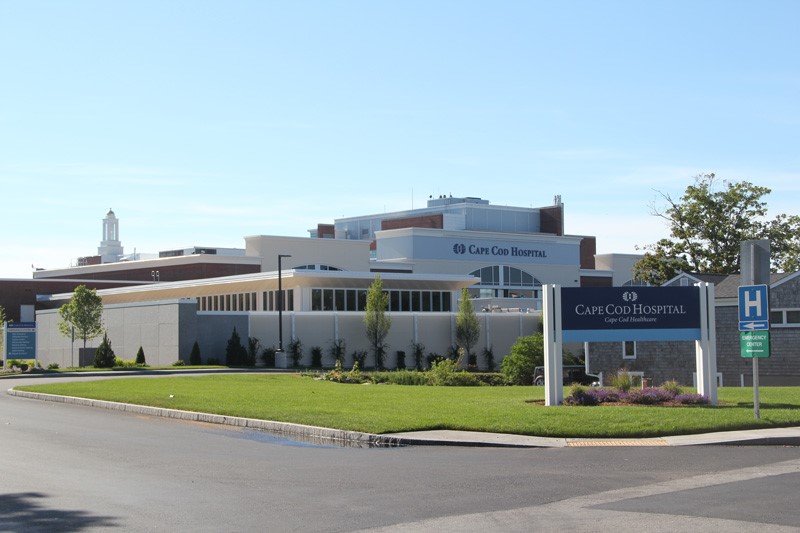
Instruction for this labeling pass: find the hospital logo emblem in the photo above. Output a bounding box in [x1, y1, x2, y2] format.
[453, 243, 466, 255]
[622, 291, 638, 302]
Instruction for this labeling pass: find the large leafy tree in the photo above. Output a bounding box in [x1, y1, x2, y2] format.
[58, 285, 104, 352]
[364, 274, 391, 370]
[455, 288, 480, 367]
[634, 174, 800, 285]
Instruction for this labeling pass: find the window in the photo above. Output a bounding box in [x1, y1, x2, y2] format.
[770, 309, 800, 327]
[623, 341, 636, 359]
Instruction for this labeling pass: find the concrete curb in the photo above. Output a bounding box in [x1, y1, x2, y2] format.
[7, 389, 401, 448]
[8, 388, 800, 448]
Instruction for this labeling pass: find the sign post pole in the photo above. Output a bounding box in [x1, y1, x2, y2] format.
[740, 239, 770, 420]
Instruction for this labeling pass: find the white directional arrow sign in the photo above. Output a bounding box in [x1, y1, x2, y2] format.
[740, 321, 769, 331]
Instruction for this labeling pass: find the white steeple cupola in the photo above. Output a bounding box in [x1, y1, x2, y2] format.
[98, 208, 124, 263]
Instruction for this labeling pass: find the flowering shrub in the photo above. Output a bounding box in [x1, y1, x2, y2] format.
[626, 388, 676, 405]
[674, 393, 710, 405]
[563, 384, 710, 407]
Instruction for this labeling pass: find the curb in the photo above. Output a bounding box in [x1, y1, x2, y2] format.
[7, 389, 402, 448]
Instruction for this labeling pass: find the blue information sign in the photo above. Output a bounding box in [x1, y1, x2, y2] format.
[560, 287, 701, 342]
[4, 322, 37, 360]
[738, 285, 769, 331]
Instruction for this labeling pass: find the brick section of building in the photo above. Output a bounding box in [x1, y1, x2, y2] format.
[539, 205, 563, 236]
[381, 214, 444, 231]
[0, 279, 143, 322]
[315, 224, 335, 238]
[579, 237, 596, 270]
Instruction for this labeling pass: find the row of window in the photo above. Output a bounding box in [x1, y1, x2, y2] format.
[770, 309, 800, 326]
[469, 265, 539, 287]
[197, 290, 294, 312]
[311, 289, 453, 312]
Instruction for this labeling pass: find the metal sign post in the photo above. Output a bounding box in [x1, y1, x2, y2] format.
[740, 240, 770, 420]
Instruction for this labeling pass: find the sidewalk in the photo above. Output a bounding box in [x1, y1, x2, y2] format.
[383, 427, 800, 447]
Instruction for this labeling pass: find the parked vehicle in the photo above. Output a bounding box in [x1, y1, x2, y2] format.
[533, 365, 600, 386]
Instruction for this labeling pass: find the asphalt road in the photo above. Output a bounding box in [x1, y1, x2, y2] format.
[2, 374, 799, 532]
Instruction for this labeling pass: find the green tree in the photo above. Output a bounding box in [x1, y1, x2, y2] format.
[93, 332, 116, 368]
[364, 274, 391, 369]
[634, 174, 800, 284]
[455, 288, 480, 367]
[501, 333, 545, 385]
[58, 285, 104, 353]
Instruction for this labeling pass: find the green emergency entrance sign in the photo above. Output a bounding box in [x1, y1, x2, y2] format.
[740, 331, 770, 358]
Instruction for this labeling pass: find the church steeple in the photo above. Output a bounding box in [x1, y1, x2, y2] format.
[98, 208, 124, 263]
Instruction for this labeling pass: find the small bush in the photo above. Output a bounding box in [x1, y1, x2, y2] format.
[47, 363, 60, 370]
[472, 373, 508, 386]
[329, 339, 346, 366]
[370, 369, 428, 386]
[426, 353, 446, 368]
[351, 350, 367, 369]
[427, 359, 479, 386]
[324, 361, 366, 384]
[135, 346, 146, 366]
[395, 350, 406, 370]
[261, 346, 276, 367]
[661, 379, 683, 395]
[607, 370, 639, 392]
[172, 360, 186, 367]
[94, 333, 116, 368]
[501, 334, 544, 385]
[246, 337, 261, 367]
[189, 341, 202, 365]
[563, 384, 600, 406]
[311, 346, 323, 368]
[207, 357, 221, 365]
[288, 338, 304, 368]
[225, 328, 248, 366]
[411, 342, 425, 370]
[482, 347, 495, 372]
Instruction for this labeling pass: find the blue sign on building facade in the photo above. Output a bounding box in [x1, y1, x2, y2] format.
[560, 287, 702, 342]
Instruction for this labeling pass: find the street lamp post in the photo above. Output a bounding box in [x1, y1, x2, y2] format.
[277, 254, 292, 353]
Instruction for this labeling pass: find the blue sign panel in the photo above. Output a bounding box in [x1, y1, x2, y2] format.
[738, 285, 769, 331]
[4, 322, 37, 359]
[561, 287, 701, 342]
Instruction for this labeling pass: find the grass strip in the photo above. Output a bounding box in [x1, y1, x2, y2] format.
[16, 374, 800, 438]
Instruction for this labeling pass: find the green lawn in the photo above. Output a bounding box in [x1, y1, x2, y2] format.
[16, 374, 800, 438]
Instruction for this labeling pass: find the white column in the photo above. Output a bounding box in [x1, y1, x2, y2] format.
[543, 285, 563, 406]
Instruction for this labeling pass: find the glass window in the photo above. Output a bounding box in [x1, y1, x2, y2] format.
[770, 310, 784, 324]
[390, 290, 400, 312]
[623, 341, 636, 359]
[422, 291, 431, 311]
[442, 292, 451, 312]
[287, 289, 294, 311]
[323, 289, 334, 311]
[312, 289, 322, 311]
[335, 289, 345, 311]
[401, 291, 410, 311]
[787, 310, 800, 324]
[432, 291, 441, 311]
[346, 289, 356, 311]
[357, 290, 367, 311]
[411, 291, 421, 311]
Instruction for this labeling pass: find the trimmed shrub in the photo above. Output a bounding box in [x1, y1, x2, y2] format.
[207, 357, 221, 365]
[351, 350, 367, 369]
[246, 337, 261, 367]
[395, 350, 406, 370]
[674, 393, 710, 405]
[311, 346, 323, 368]
[482, 346, 495, 372]
[411, 342, 425, 370]
[172, 360, 186, 366]
[189, 341, 202, 365]
[661, 379, 683, 395]
[625, 388, 676, 405]
[261, 346, 276, 367]
[288, 338, 304, 368]
[329, 338, 346, 366]
[135, 346, 146, 366]
[93, 333, 116, 368]
[225, 327, 247, 366]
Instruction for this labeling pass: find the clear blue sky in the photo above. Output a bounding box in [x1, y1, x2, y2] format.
[1, 1, 798, 278]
